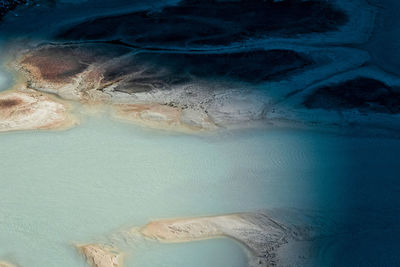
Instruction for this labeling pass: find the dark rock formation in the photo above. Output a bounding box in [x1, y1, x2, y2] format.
[56, 0, 347, 47]
[304, 77, 400, 114]
[130, 50, 313, 83]
[0, 0, 55, 20]
[0, 0, 28, 19]
[21, 44, 315, 94]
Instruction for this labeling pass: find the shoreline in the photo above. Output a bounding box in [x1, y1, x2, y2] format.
[0, 88, 78, 132]
[77, 244, 123, 267]
[4, 30, 397, 136]
[75, 210, 324, 267]
[2, 50, 399, 137]
[138, 212, 307, 267]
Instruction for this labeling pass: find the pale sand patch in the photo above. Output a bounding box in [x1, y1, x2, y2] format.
[77, 244, 123, 267]
[0, 90, 78, 132]
[140, 212, 313, 267]
[0, 262, 16, 267]
[112, 103, 217, 133]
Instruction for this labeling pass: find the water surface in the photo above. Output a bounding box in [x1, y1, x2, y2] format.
[0, 114, 399, 266]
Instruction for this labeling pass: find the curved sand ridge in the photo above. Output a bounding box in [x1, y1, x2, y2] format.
[77, 211, 323, 267]
[140, 212, 314, 267]
[0, 89, 77, 132]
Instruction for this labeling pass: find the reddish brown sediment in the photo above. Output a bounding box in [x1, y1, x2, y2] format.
[0, 90, 78, 132]
[19, 46, 96, 83]
[21, 51, 86, 82]
[0, 98, 22, 108]
[17, 44, 130, 101]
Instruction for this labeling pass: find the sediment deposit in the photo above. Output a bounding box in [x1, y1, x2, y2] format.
[78, 244, 123, 267]
[0, 89, 76, 132]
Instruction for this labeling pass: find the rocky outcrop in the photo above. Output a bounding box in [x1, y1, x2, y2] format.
[1, 0, 32, 20]
[0, 0, 55, 21]
[55, 0, 348, 47]
[303, 77, 400, 114]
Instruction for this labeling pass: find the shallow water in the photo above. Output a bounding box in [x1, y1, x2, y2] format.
[132, 237, 247, 267]
[0, 64, 12, 92]
[0, 71, 8, 91]
[0, 114, 399, 266]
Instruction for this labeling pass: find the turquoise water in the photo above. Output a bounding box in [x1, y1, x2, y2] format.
[0, 70, 7, 91]
[131, 238, 247, 267]
[0, 41, 14, 93]
[0, 114, 399, 266]
[0, 66, 12, 92]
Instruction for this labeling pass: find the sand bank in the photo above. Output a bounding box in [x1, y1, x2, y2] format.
[75, 211, 322, 267]
[0, 89, 77, 132]
[140, 212, 315, 267]
[112, 103, 217, 132]
[77, 244, 123, 267]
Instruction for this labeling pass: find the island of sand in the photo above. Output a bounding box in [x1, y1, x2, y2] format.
[78, 244, 123, 267]
[77, 210, 337, 267]
[139, 212, 318, 267]
[0, 89, 77, 132]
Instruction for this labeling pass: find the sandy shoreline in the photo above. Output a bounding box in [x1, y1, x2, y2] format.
[139, 212, 315, 267]
[0, 89, 78, 132]
[77, 244, 123, 267]
[75, 211, 325, 267]
[0, 45, 79, 133]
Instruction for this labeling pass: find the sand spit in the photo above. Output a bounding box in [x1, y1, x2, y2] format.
[112, 103, 217, 132]
[0, 90, 77, 132]
[140, 212, 315, 267]
[78, 244, 123, 267]
[74, 210, 332, 267]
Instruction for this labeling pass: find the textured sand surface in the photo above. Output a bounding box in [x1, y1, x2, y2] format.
[78, 244, 122, 267]
[0, 89, 77, 132]
[140, 212, 317, 267]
